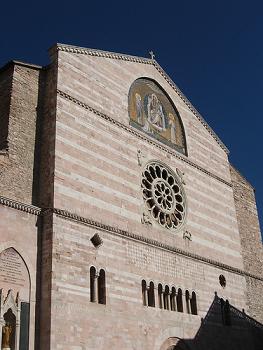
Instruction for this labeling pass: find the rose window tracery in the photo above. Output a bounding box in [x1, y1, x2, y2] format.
[142, 162, 186, 230]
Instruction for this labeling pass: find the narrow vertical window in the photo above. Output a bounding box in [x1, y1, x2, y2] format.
[158, 284, 163, 309]
[190, 291, 198, 315]
[170, 287, 176, 311]
[142, 280, 147, 306]
[185, 290, 190, 314]
[148, 281, 155, 307]
[90, 266, 96, 302]
[176, 288, 183, 312]
[163, 285, 170, 310]
[98, 269, 106, 305]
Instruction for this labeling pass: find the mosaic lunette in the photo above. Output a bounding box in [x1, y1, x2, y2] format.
[129, 78, 186, 155]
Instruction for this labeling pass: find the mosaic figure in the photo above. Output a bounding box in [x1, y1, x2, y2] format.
[135, 93, 143, 125]
[168, 113, 176, 143]
[146, 93, 165, 131]
[129, 78, 186, 155]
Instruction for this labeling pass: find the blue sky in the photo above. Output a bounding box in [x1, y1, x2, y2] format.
[1, 0, 262, 233]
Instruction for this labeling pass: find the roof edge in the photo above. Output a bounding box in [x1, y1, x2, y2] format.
[0, 60, 44, 74]
[50, 43, 152, 64]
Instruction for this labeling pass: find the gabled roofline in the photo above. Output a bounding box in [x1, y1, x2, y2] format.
[51, 43, 229, 154]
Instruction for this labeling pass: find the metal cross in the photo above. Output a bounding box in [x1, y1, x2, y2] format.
[149, 50, 155, 60]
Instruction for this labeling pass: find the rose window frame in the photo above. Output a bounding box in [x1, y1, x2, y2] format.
[141, 161, 187, 230]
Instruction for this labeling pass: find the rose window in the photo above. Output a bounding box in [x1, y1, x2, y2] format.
[142, 162, 186, 229]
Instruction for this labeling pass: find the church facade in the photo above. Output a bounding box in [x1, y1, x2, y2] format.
[0, 44, 262, 350]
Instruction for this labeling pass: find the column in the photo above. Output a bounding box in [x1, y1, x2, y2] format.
[94, 272, 99, 303]
[15, 298, 21, 350]
[154, 285, 159, 308]
[167, 291, 171, 311]
[0, 320, 3, 350]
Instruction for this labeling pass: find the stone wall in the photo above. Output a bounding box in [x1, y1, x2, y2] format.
[0, 204, 39, 350]
[47, 213, 248, 350]
[54, 48, 244, 270]
[230, 165, 263, 323]
[37, 53, 58, 208]
[0, 62, 45, 204]
[44, 47, 258, 349]
[0, 62, 13, 151]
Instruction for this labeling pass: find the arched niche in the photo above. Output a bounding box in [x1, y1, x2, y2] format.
[129, 78, 187, 155]
[0, 247, 30, 302]
[0, 247, 30, 350]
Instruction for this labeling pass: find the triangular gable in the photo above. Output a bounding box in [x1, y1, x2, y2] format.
[51, 43, 229, 154]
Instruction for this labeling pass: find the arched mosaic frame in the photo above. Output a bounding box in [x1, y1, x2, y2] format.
[129, 78, 187, 155]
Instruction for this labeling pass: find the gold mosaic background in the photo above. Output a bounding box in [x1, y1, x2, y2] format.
[129, 78, 186, 154]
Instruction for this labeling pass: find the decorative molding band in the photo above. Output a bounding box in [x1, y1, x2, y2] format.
[56, 43, 152, 64]
[52, 207, 263, 282]
[57, 89, 232, 188]
[0, 196, 41, 215]
[55, 43, 228, 154]
[0, 195, 262, 282]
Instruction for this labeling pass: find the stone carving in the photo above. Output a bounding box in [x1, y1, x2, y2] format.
[137, 150, 143, 166]
[183, 231, 192, 241]
[141, 212, 152, 226]
[176, 168, 186, 185]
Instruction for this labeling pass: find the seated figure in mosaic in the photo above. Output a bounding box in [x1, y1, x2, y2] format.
[146, 93, 165, 132]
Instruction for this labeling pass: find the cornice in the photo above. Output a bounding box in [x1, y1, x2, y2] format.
[0, 195, 262, 282]
[0, 196, 41, 215]
[55, 43, 229, 154]
[57, 89, 232, 188]
[55, 43, 152, 64]
[52, 207, 263, 282]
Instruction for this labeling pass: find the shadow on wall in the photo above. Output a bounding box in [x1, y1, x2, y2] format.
[174, 293, 263, 350]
